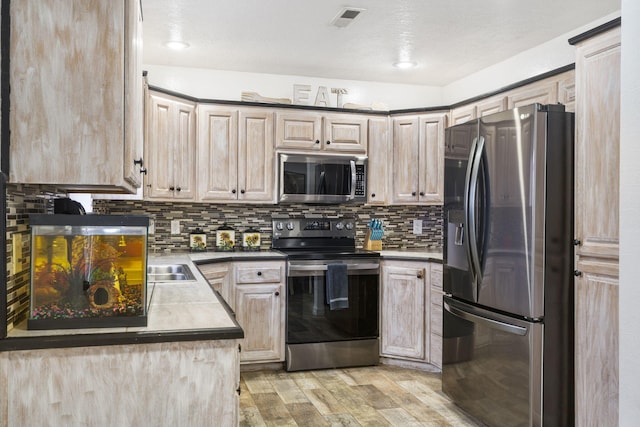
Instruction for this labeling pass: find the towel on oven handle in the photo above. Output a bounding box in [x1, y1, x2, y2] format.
[326, 263, 349, 310]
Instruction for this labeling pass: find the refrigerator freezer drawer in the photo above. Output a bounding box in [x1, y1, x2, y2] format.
[442, 296, 543, 427]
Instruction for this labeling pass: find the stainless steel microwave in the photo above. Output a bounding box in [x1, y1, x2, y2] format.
[278, 153, 367, 204]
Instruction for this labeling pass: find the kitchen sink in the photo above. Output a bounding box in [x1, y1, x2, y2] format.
[147, 264, 195, 281]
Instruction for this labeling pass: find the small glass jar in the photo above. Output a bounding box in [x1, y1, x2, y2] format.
[215, 223, 235, 251]
[242, 228, 261, 251]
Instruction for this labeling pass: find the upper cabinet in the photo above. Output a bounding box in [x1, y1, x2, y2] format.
[390, 113, 446, 205]
[9, 0, 145, 193]
[198, 106, 275, 203]
[276, 111, 368, 154]
[145, 91, 197, 201]
[366, 117, 391, 205]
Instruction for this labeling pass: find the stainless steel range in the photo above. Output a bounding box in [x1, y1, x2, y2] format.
[272, 216, 380, 372]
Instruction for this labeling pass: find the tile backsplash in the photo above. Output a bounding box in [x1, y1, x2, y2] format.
[93, 200, 443, 253]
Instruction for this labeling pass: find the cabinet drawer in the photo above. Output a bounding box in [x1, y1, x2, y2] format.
[235, 263, 283, 284]
[430, 264, 443, 289]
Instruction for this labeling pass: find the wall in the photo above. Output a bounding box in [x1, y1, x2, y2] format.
[93, 200, 442, 254]
[143, 64, 444, 110]
[619, 0, 640, 423]
[442, 11, 621, 104]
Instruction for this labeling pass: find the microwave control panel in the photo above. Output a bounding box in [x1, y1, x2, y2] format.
[355, 164, 366, 197]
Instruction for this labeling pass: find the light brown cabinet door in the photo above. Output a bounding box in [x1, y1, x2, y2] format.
[9, 0, 141, 193]
[450, 105, 476, 125]
[380, 262, 427, 360]
[476, 95, 507, 117]
[197, 105, 239, 201]
[322, 114, 368, 153]
[235, 283, 284, 363]
[196, 263, 232, 310]
[366, 117, 390, 204]
[391, 116, 421, 203]
[146, 93, 196, 200]
[507, 79, 558, 109]
[418, 114, 446, 204]
[574, 26, 620, 427]
[238, 109, 275, 202]
[275, 112, 322, 150]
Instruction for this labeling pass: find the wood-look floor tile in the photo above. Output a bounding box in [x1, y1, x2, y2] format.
[353, 384, 398, 410]
[272, 378, 309, 404]
[252, 392, 295, 426]
[302, 387, 348, 415]
[324, 413, 363, 426]
[378, 407, 424, 426]
[243, 372, 276, 394]
[286, 402, 330, 427]
[239, 406, 267, 427]
[241, 365, 484, 427]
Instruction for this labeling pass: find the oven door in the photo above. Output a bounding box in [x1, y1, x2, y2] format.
[286, 259, 379, 344]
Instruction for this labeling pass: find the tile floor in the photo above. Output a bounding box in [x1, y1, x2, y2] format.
[240, 365, 484, 426]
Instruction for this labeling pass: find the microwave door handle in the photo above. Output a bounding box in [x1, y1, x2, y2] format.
[349, 160, 356, 200]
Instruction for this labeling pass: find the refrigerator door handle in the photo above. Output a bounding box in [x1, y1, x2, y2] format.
[468, 136, 485, 288]
[444, 300, 528, 336]
[463, 137, 479, 295]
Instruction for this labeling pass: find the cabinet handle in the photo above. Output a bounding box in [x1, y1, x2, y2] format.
[315, 140, 320, 144]
[139, 167, 147, 175]
[371, 193, 376, 198]
[419, 191, 424, 196]
[574, 270, 582, 277]
[417, 274, 423, 279]
[169, 186, 175, 191]
[240, 189, 245, 194]
[236, 386, 241, 396]
[326, 140, 331, 145]
[275, 291, 280, 296]
[176, 187, 181, 192]
[232, 189, 236, 194]
[134, 158, 144, 166]
[257, 271, 262, 276]
[573, 239, 582, 246]
[412, 191, 416, 196]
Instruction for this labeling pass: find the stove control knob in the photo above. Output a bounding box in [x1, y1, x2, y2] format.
[275, 222, 284, 231]
[335, 222, 344, 230]
[345, 222, 354, 230]
[286, 222, 295, 231]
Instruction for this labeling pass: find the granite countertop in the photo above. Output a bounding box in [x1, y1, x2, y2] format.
[1, 251, 286, 352]
[1, 249, 436, 352]
[378, 249, 443, 262]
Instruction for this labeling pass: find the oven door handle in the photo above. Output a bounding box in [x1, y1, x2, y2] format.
[288, 263, 380, 272]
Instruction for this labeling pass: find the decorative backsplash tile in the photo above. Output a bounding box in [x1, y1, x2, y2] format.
[93, 200, 443, 253]
[4, 185, 65, 333]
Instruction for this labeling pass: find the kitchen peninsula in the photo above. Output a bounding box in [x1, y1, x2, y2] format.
[0, 251, 284, 426]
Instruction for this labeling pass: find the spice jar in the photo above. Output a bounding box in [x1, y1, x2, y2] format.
[242, 227, 261, 251]
[189, 228, 207, 252]
[215, 223, 235, 251]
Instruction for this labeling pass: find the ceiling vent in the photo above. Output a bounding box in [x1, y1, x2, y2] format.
[330, 7, 366, 28]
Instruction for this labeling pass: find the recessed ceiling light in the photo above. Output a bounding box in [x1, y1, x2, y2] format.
[393, 61, 417, 69]
[164, 41, 190, 50]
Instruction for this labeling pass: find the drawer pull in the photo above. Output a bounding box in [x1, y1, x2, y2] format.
[257, 271, 262, 276]
[275, 291, 280, 296]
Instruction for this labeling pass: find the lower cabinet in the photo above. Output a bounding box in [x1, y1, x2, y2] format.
[196, 262, 233, 311]
[233, 261, 286, 364]
[380, 260, 443, 367]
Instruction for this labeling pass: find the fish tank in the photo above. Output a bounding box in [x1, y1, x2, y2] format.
[28, 214, 150, 330]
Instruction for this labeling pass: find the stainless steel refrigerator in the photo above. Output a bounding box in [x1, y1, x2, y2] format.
[442, 103, 574, 427]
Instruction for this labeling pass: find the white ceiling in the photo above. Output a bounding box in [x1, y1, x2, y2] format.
[141, 0, 620, 86]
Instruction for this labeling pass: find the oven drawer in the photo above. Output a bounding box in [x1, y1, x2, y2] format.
[235, 262, 284, 284]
